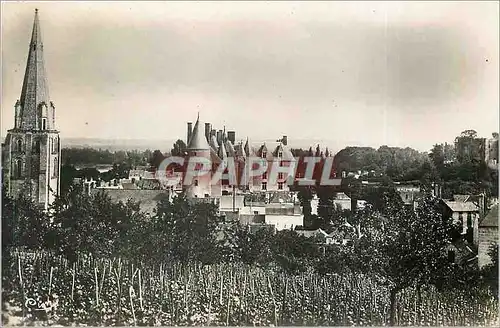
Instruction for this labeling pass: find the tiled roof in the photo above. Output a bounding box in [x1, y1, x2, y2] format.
[295, 228, 329, 239]
[480, 204, 499, 228]
[443, 200, 479, 213]
[254, 142, 294, 161]
[122, 182, 138, 190]
[187, 115, 211, 150]
[453, 195, 471, 203]
[91, 189, 170, 216]
[334, 192, 351, 200]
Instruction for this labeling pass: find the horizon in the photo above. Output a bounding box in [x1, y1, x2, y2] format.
[1, 2, 498, 152]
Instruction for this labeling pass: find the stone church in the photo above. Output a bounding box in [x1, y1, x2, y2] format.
[2, 9, 61, 209]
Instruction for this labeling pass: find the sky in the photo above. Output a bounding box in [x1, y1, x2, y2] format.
[1, 1, 498, 152]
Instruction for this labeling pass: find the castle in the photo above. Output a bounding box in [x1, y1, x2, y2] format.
[1, 10, 61, 210]
[182, 114, 295, 198]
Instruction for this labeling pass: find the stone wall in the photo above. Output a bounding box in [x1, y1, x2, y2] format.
[478, 226, 498, 268]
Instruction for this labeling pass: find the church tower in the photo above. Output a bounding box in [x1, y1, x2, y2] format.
[1, 9, 61, 209]
[185, 114, 212, 198]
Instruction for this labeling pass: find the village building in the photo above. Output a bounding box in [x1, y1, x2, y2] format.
[478, 204, 499, 268]
[332, 192, 352, 211]
[1, 10, 61, 210]
[394, 184, 421, 208]
[442, 199, 480, 246]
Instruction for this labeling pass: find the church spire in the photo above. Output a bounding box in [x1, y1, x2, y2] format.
[18, 9, 53, 130]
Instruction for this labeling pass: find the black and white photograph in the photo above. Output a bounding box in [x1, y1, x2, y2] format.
[1, 1, 499, 326]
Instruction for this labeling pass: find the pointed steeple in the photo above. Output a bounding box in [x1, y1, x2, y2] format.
[244, 137, 250, 157]
[18, 9, 54, 130]
[187, 114, 210, 150]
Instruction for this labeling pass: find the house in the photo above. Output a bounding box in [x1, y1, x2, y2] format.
[333, 192, 351, 211]
[478, 204, 498, 268]
[264, 203, 303, 231]
[219, 194, 245, 214]
[442, 200, 480, 245]
[395, 184, 421, 207]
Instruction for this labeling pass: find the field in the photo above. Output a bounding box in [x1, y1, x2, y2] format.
[2, 251, 498, 326]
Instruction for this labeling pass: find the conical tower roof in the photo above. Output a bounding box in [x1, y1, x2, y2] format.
[218, 137, 228, 159]
[18, 9, 53, 130]
[210, 135, 219, 152]
[187, 114, 210, 150]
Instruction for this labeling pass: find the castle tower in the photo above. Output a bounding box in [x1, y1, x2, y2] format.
[1, 9, 61, 209]
[185, 114, 212, 198]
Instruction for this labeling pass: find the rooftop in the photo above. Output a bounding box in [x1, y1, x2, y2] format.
[480, 204, 499, 228]
[443, 200, 479, 213]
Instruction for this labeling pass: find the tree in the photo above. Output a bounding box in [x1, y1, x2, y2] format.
[1, 193, 49, 251]
[482, 243, 499, 295]
[60, 164, 78, 196]
[347, 195, 457, 325]
[271, 230, 321, 274]
[297, 187, 313, 227]
[47, 186, 145, 262]
[316, 186, 337, 229]
[460, 129, 478, 139]
[429, 144, 445, 169]
[171, 139, 187, 157]
[149, 150, 165, 169]
[152, 193, 223, 264]
[233, 226, 274, 266]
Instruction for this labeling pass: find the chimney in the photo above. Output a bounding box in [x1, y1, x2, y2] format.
[217, 130, 223, 144]
[282, 135, 288, 146]
[210, 129, 216, 137]
[205, 123, 211, 141]
[227, 131, 236, 144]
[187, 122, 193, 144]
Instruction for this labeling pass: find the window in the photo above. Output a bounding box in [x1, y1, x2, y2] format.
[33, 139, 40, 153]
[278, 172, 284, 180]
[194, 180, 199, 186]
[42, 118, 46, 130]
[261, 151, 267, 158]
[261, 182, 267, 190]
[278, 151, 283, 158]
[262, 171, 267, 179]
[52, 137, 59, 153]
[14, 160, 22, 178]
[16, 139, 22, 152]
[53, 158, 58, 177]
[278, 182, 283, 190]
[467, 213, 473, 228]
[448, 250, 456, 263]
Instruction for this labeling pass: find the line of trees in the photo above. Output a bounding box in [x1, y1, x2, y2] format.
[3, 185, 498, 325]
